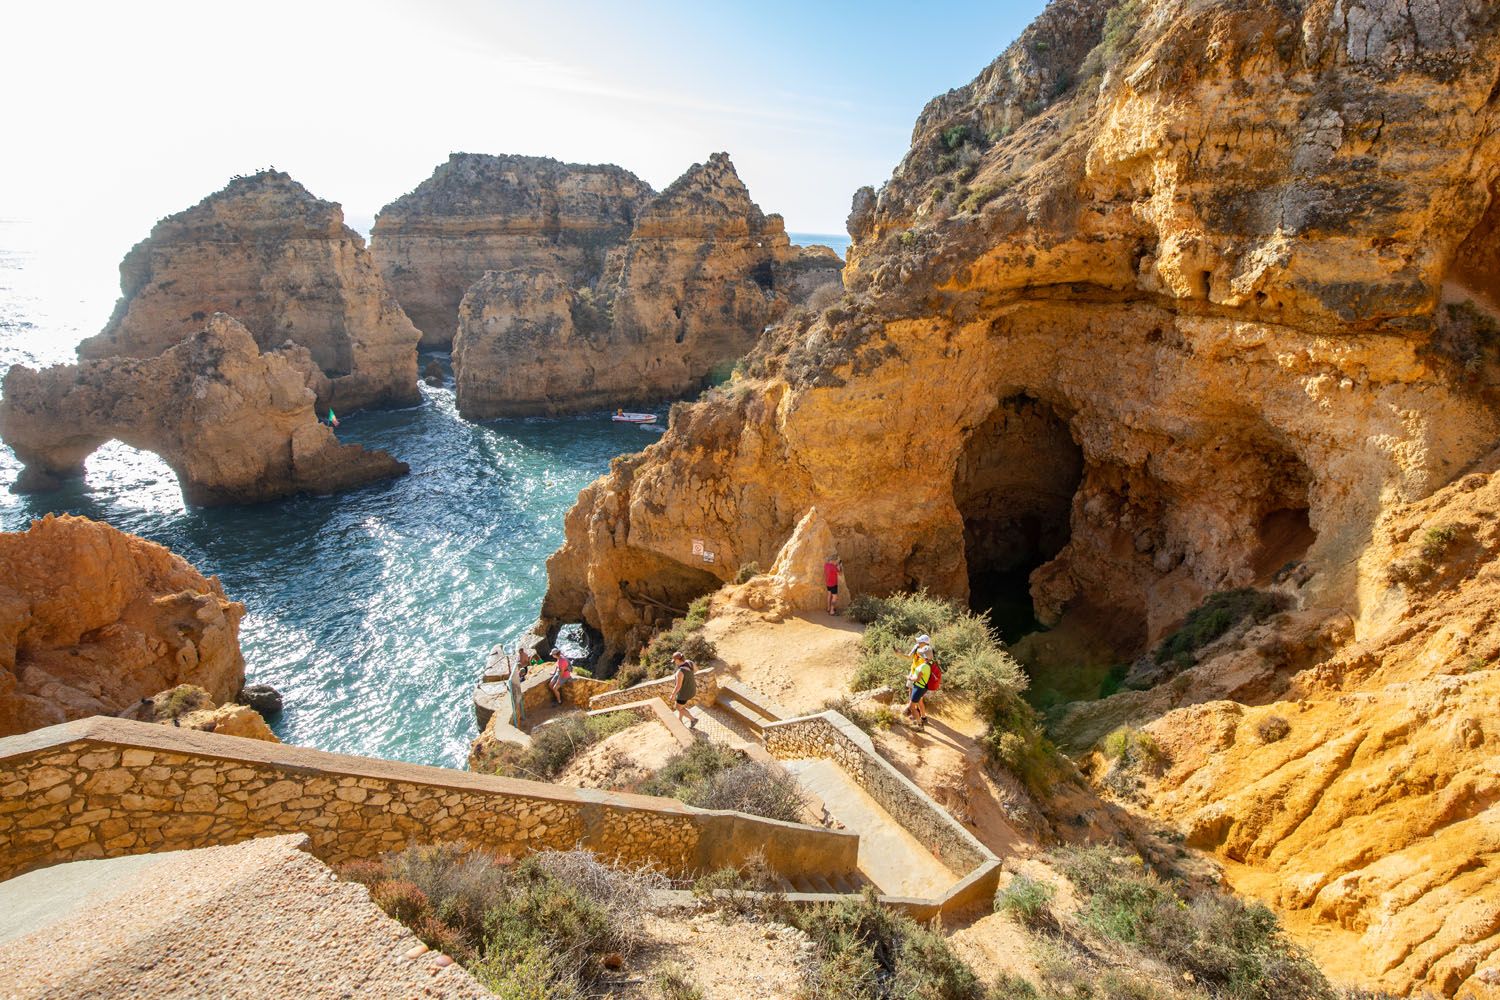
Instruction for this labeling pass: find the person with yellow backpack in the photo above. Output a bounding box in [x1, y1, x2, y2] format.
[906, 633, 937, 728]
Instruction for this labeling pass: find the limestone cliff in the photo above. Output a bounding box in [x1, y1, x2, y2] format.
[371, 153, 656, 349]
[453, 153, 844, 419]
[0, 515, 245, 737]
[539, 1, 1500, 992]
[1, 313, 408, 504]
[79, 170, 420, 411]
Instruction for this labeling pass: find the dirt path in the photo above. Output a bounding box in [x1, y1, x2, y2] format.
[703, 606, 864, 716]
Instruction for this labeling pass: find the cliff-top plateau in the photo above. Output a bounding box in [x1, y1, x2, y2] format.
[375, 150, 843, 417]
[535, 0, 1500, 994]
[80, 170, 421, 413]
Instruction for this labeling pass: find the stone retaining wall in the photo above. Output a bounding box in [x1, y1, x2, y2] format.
[588, 666, 718, 711]
[0, 718, 858, 883]
[763, 711, 992, 874]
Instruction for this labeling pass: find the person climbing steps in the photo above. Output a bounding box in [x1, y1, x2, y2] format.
[671, 651, 698, 730]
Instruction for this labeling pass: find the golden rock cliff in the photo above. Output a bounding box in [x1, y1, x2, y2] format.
[452, 153, 842, 418]
[0, 514, 245, 737]
[539, 0, 1500, 992]
[79, 170, 421, 412]
[371, 153, 656, 349]
[0, 313, 408, 504]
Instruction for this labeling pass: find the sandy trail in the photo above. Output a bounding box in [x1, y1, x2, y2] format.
[703, 606, 864, 716]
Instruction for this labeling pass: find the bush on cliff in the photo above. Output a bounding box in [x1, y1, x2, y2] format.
[796, 889, 990, 1000]
[1058, 846, 1334, 1000]
[477, 712, 639, 782]
[342, 844, 665, 999]
[638, 741, 807, 824]
[630, 594, 718, 684]
[1153, 588, 1284, 669]
[848, 591, 1059, 790]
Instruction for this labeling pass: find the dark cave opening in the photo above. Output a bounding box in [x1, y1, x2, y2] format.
[953, 395, 1083, 645]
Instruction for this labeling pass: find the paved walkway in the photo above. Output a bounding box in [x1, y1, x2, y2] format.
[780, 757, 956, 898]
[0, 835, 487, 999]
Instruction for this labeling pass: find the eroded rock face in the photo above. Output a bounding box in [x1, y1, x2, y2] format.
[538, 3, 1500, 989]
[371, 153, 656, 348]
[543, 0, 1500, 660]
[79, 170, 420, 411]
[393, 152, 843, 418]
[1, 313, 408, 505]
[0, 514, 245, 737]
[1096, 450, 1500, 997]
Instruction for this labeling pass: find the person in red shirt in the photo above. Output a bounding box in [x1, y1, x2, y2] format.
[824, 553, 843, 616]
[548, 647, 573, 703]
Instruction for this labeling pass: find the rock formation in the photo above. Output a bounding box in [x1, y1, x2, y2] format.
[121, 683, 279, 742]
[537, 1, 1500, 992]
[452, 153, 844, 418]
[79, 170, 420, 411]
[371, 153, 656, 348]
[0, 514, 245, 737]
[732, 507, 838, 619]
[1, 313, 408, 504]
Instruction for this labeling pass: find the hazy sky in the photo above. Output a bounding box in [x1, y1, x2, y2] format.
[2, 1, 1046, 251]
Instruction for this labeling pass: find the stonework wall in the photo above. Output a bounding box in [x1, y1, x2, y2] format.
[588, 667, 718, 711]
[763, 711, 992, 874]
[0, 718, 856, 883]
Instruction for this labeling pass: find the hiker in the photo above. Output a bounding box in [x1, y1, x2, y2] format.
[548, 647, 573, 703]
[906, 634, 934, 728]
[671, 651, 698, 730]
[506, 648, 526, 725]
[824, 553, 843, 616]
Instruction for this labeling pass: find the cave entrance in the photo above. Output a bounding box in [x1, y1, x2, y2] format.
[954, 395, 1083, 643]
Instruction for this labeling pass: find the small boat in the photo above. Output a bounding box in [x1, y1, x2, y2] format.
[612, 411, 657, 423]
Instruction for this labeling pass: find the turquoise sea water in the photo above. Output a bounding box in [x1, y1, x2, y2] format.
[0, 223, 849, 767]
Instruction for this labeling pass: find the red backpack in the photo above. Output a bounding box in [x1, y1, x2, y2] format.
[926, 657, 942, 692]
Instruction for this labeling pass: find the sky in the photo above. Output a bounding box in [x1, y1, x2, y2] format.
[1, 0, 1047, 254]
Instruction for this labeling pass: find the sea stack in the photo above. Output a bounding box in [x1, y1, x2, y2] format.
[0, 514, 246, 737]
[451, 152, 844, 418]
[79, 170, 421, 412]
[371, 153, 656, 349]
[1, 314, 409, 504]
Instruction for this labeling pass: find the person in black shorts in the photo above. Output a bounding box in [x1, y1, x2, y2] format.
[671, 651, 698, 730]
[824, 553, 843, 615]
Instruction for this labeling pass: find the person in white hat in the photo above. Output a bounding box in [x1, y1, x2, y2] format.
[906, 634, 934, 727]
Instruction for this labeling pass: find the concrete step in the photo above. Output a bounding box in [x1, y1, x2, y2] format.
[716, 678, 793, 723]
[716, 694, 775, 734]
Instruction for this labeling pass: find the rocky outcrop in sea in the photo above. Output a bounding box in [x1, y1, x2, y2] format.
[80, 170, 421, 412]
[1, 313, 407, 504]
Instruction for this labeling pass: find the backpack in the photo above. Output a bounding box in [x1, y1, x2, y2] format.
[926, 658, 942, 692]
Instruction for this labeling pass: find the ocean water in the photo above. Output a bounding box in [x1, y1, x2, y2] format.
[0, 221, 656, 767]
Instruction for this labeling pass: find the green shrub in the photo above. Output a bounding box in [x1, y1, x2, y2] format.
[1098, 662, 1130, 698]
[990, 972, 1040, 999]
[684, 594, 712, 630]
[1419, 523, 1461, 562]
[796, 890, 988, 1000]
[941, 124, 972, 150]
[639, 614, 718, 680]
[370, 878, 429, 925]
[1057, 847, 1333, 1000]
[484, 711, 640, 782]
[995, 873, 1056, 930]
[1078, 0, 1146, 84]
[688, 761, 808, 823]
[691, 852, 786, 918]
[639, 741, 744, 799]
[734, 561, 761, 584]
[1154, 588, 1284, 667]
